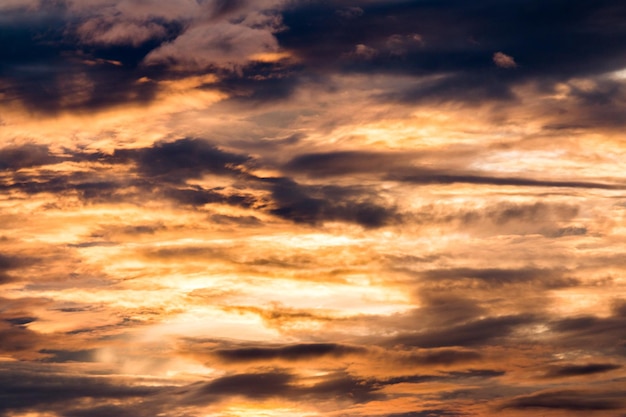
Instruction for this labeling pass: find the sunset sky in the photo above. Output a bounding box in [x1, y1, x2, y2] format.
[1, 1, 626, 416]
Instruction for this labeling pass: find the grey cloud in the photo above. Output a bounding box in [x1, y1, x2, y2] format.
[4, 317, 37, 326]
[63, 405, 147, 417]
[392, 314, 537, 348]
[265, 177, 399, 228]
[143, 21, 280, 70]
[501, 389, 625, 411]
[392, 171, 624, 190]
[302, 371, 382, 403]
[39, 349, 98, 363]
[278, 0, 626, 106]
[402, 348, 483, 366]
[0, 139, 259, 211]
[114, 138, 251, 182]
[284, 150, 416, 178]
[0, 325, 43, 356]
[543, 363, 622, 378]
[0, 368, 170, 416]
[420, 267, 579, 289]
[385, 411, 464, 417]
[209, 213, 261, 226]
[213, 343, 366, 363]
[201, 371, 294, 399]
[0, 254, 37, 284]
[549, 302, 626, 354]
[185, 370, 381, 404]
[285, 150, 624, 190]
[0, 144, 63, 170]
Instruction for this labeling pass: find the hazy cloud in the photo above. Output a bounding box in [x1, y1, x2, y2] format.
[493, 52, 517, 68]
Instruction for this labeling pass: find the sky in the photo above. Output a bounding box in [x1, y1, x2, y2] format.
[1, 0, 626, 416]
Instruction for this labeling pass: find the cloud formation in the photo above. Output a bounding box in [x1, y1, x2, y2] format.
[0, 1, 625, 417]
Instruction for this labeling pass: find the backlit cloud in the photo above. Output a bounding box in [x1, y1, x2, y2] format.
[493, 51, 517, 68]
[0, 1, 625, 416]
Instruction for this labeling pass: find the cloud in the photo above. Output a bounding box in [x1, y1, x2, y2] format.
[114, 137, 251, 181]
[392, 314, 537, 348]
[395, 348, 483, 367]
[0, 366, 171, 415]
[391, 170, 624, 189]
[420, 266, 578, 289]
[75, 17, 172, 47]
[501, 389, 625, 411]
[1, 2, 626, 417]
[183, 370, 382, 405]
[264, 177, 399, 228]
[0, 254, 37, 284]
[201, 371, 294, 399]
[0, 144, 62, 170]
[284, 150, 416, 178]
[549, 302, 626, 354]
[285, 150, 625, 190]
[213, 343, 366, 363]
[144, 22, 281, 70]
[492, 52, 517, 68]
[385, 411, 463, 417]
[543, 363, 622, 378]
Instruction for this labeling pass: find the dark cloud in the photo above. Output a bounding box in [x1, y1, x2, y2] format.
[383, 369, 504, 386]
[4, 317, 37, 326]
[0, 3, 185, 113]
[407, 293, 486, 329]
[202, 371, 294, 399]
[0, 139, 259, 210]
[385, 411, 464, 417]
[190, 370, 381, 404]
[214, 61, 302, 103]
[421, 267, 579, 289]
[446, 369, 505, 379]
[0, 367, 169, 414]
[214, 343, 366, 363]
[303, 372, 382, 403]
[0, 144, 63, 170]
[549, 303, 626, 353]
[392, 314, 537, 348]
[549, 226, 588, 238]
[284, 150, 415, 177]
[115, 138, 251, 182]
[209, 0, 248, 19]
[285, 151, 624, 189]
[39, 349, 98, 363]
[63, 404, 146, 417]
[0, 325, 43, 356]
[392, 171, 624, 190]
[401, 348, 483, 366]
[279, 0, 626, 104]
[501, 389, 625, 411]
[162, 186, 256, 208]
[2, 0, 626, 113]
[264, 177, 399, 228]
[0, 254, 36, 284]
[543, 363, 622, 378]
[209, 213, 261, 226]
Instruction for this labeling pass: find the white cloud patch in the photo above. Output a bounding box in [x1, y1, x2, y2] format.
[493, 51, 517, 68]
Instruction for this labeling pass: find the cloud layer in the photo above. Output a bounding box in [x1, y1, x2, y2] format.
[1, 1, 625, 416]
